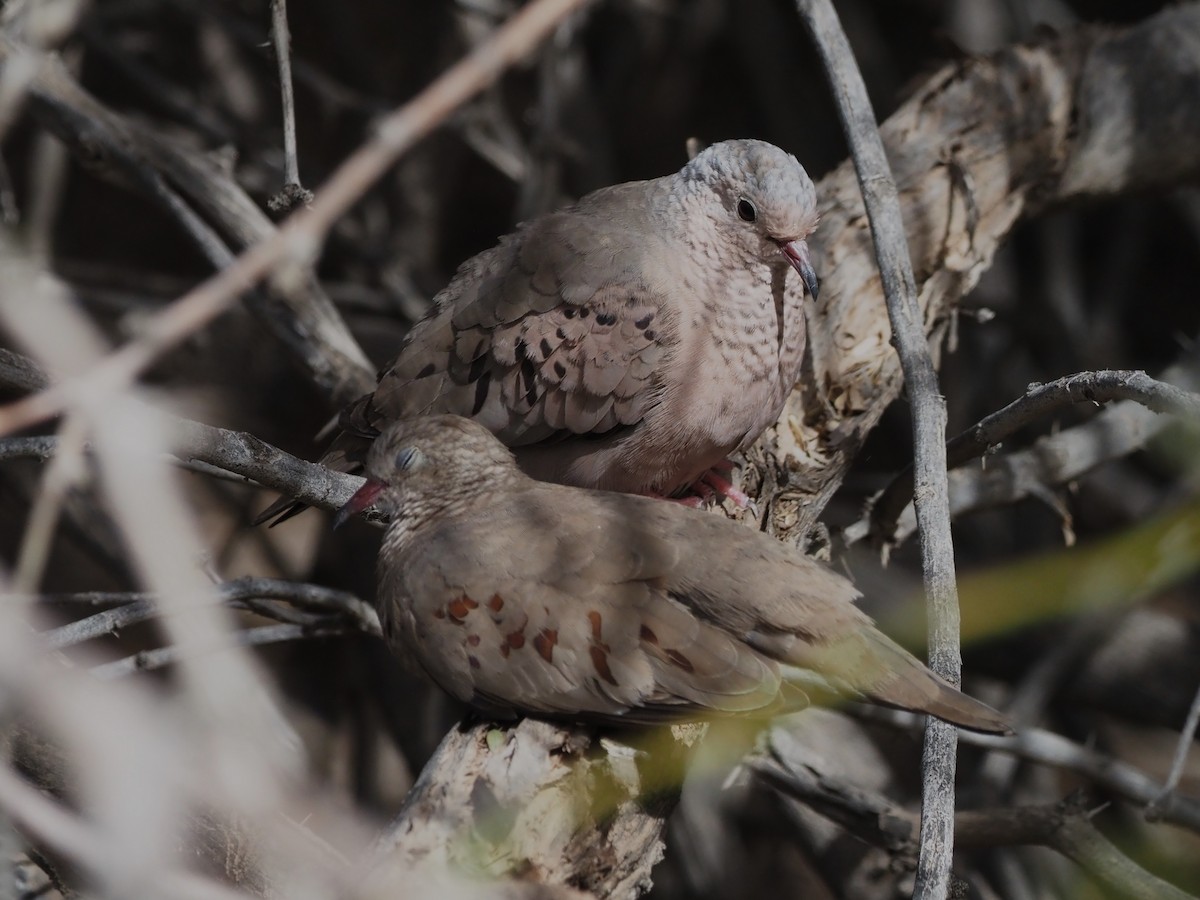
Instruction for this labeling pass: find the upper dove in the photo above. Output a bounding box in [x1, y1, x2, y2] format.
[261, 139, 820, 523]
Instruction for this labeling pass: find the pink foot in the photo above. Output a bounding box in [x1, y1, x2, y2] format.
[644, 461, 756, 510]
[694, 467, 751, 507]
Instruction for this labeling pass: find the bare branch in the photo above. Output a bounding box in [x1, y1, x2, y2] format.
[1147, 679, 1200, 822]
[793, 1, 962, 894]
[754, 731, 1196, 899]
[0, 353, 364, 518]
[266, 0, 313, 213]
[759, 4, 1200, 548]
[864, 369, 1200, 545]
[89, 623, 358, 680]
[867, 709, 1200, 835]
[34, 577, 381, 651]
[0, 347, 48, 395]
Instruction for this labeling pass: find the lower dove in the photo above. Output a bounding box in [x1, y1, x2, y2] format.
[337, 415, 1010, 733]
[259, 138, 820, 524]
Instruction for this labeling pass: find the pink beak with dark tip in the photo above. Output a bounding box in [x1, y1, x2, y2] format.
[780, 239, 819, 301]
[333, 478, 385, 529]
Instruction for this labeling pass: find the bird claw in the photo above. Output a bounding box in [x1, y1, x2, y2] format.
[697, 468, 751, 507]
[667, 463, 757, 512]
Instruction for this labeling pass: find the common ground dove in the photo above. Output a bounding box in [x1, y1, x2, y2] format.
[260, 139, 820, 524]
[337, 415, 1010, 733]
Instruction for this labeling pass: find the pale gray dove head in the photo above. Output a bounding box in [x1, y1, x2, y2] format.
[681, 139, 820, 299]
[337, 415, 1012, 735]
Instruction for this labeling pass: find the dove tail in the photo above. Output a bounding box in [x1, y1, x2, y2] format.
[860, 633, 1012, 735]
[868, 673, 1012, 734]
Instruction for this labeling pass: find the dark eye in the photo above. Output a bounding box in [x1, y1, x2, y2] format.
[395, 447, 422, 471]
[737, 198, 757, 222]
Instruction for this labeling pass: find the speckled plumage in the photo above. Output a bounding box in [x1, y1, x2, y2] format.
[260, 139, 822, 524]
[343, 416, 1011, 733]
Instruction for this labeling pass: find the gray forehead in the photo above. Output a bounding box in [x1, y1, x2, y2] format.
[684, 140, 814, 205]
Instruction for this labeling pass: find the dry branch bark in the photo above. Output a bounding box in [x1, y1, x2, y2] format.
[368, 720, 704, 898]
[757, 3, 1200, 544]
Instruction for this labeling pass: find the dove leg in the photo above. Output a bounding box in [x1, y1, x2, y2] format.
[692, 462, 751, 507]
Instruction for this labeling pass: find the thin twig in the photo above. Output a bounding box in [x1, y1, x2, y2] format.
[1147, 679, 1200, 822]
[34, 576, 380, 651]
[89, 622, 357, 680]
[0, 0, 594, 436]
[266, 0, 312, 213]
[0, 353, 367, 518]
[875, 398, 1168, 547]
[865, 708, 1200, 834]
[0, 435, 54, 462]
[978, 610, 1125, 796]
[754, 741, 1196, 899]
[866, 369, 1200, 544]
[793, 1, 962, 895]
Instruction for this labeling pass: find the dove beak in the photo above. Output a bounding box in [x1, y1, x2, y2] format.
[333, 478, 385, 529]
[780, 239, 819, 301]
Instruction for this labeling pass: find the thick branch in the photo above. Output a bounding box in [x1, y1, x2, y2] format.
[369, 720, 704, 898]
[761, 3, 1200, 546]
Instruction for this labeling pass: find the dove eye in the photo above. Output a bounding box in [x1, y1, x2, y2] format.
[736, 198, 757, 222]
[395, 447, 424, 471]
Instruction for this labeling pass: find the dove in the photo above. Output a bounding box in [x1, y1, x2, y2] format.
[337, 415, 1011, 734]
[259, 139, 820, 524]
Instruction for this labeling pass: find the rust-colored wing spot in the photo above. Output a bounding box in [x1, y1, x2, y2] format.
[587, 610, 603, 642]
[533, 628, 558, 664]
[468, 655, 481, 670]
[665, 649, 695, 673]
[590, 645, 619, 686]
[466, 634, 481, 647]
[506, 629, 526, 650]
[447, 595, 479, 623]
[487, 593, 504, 612]
[639, 625, 659, 645]
[500, 643, 511, 659]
